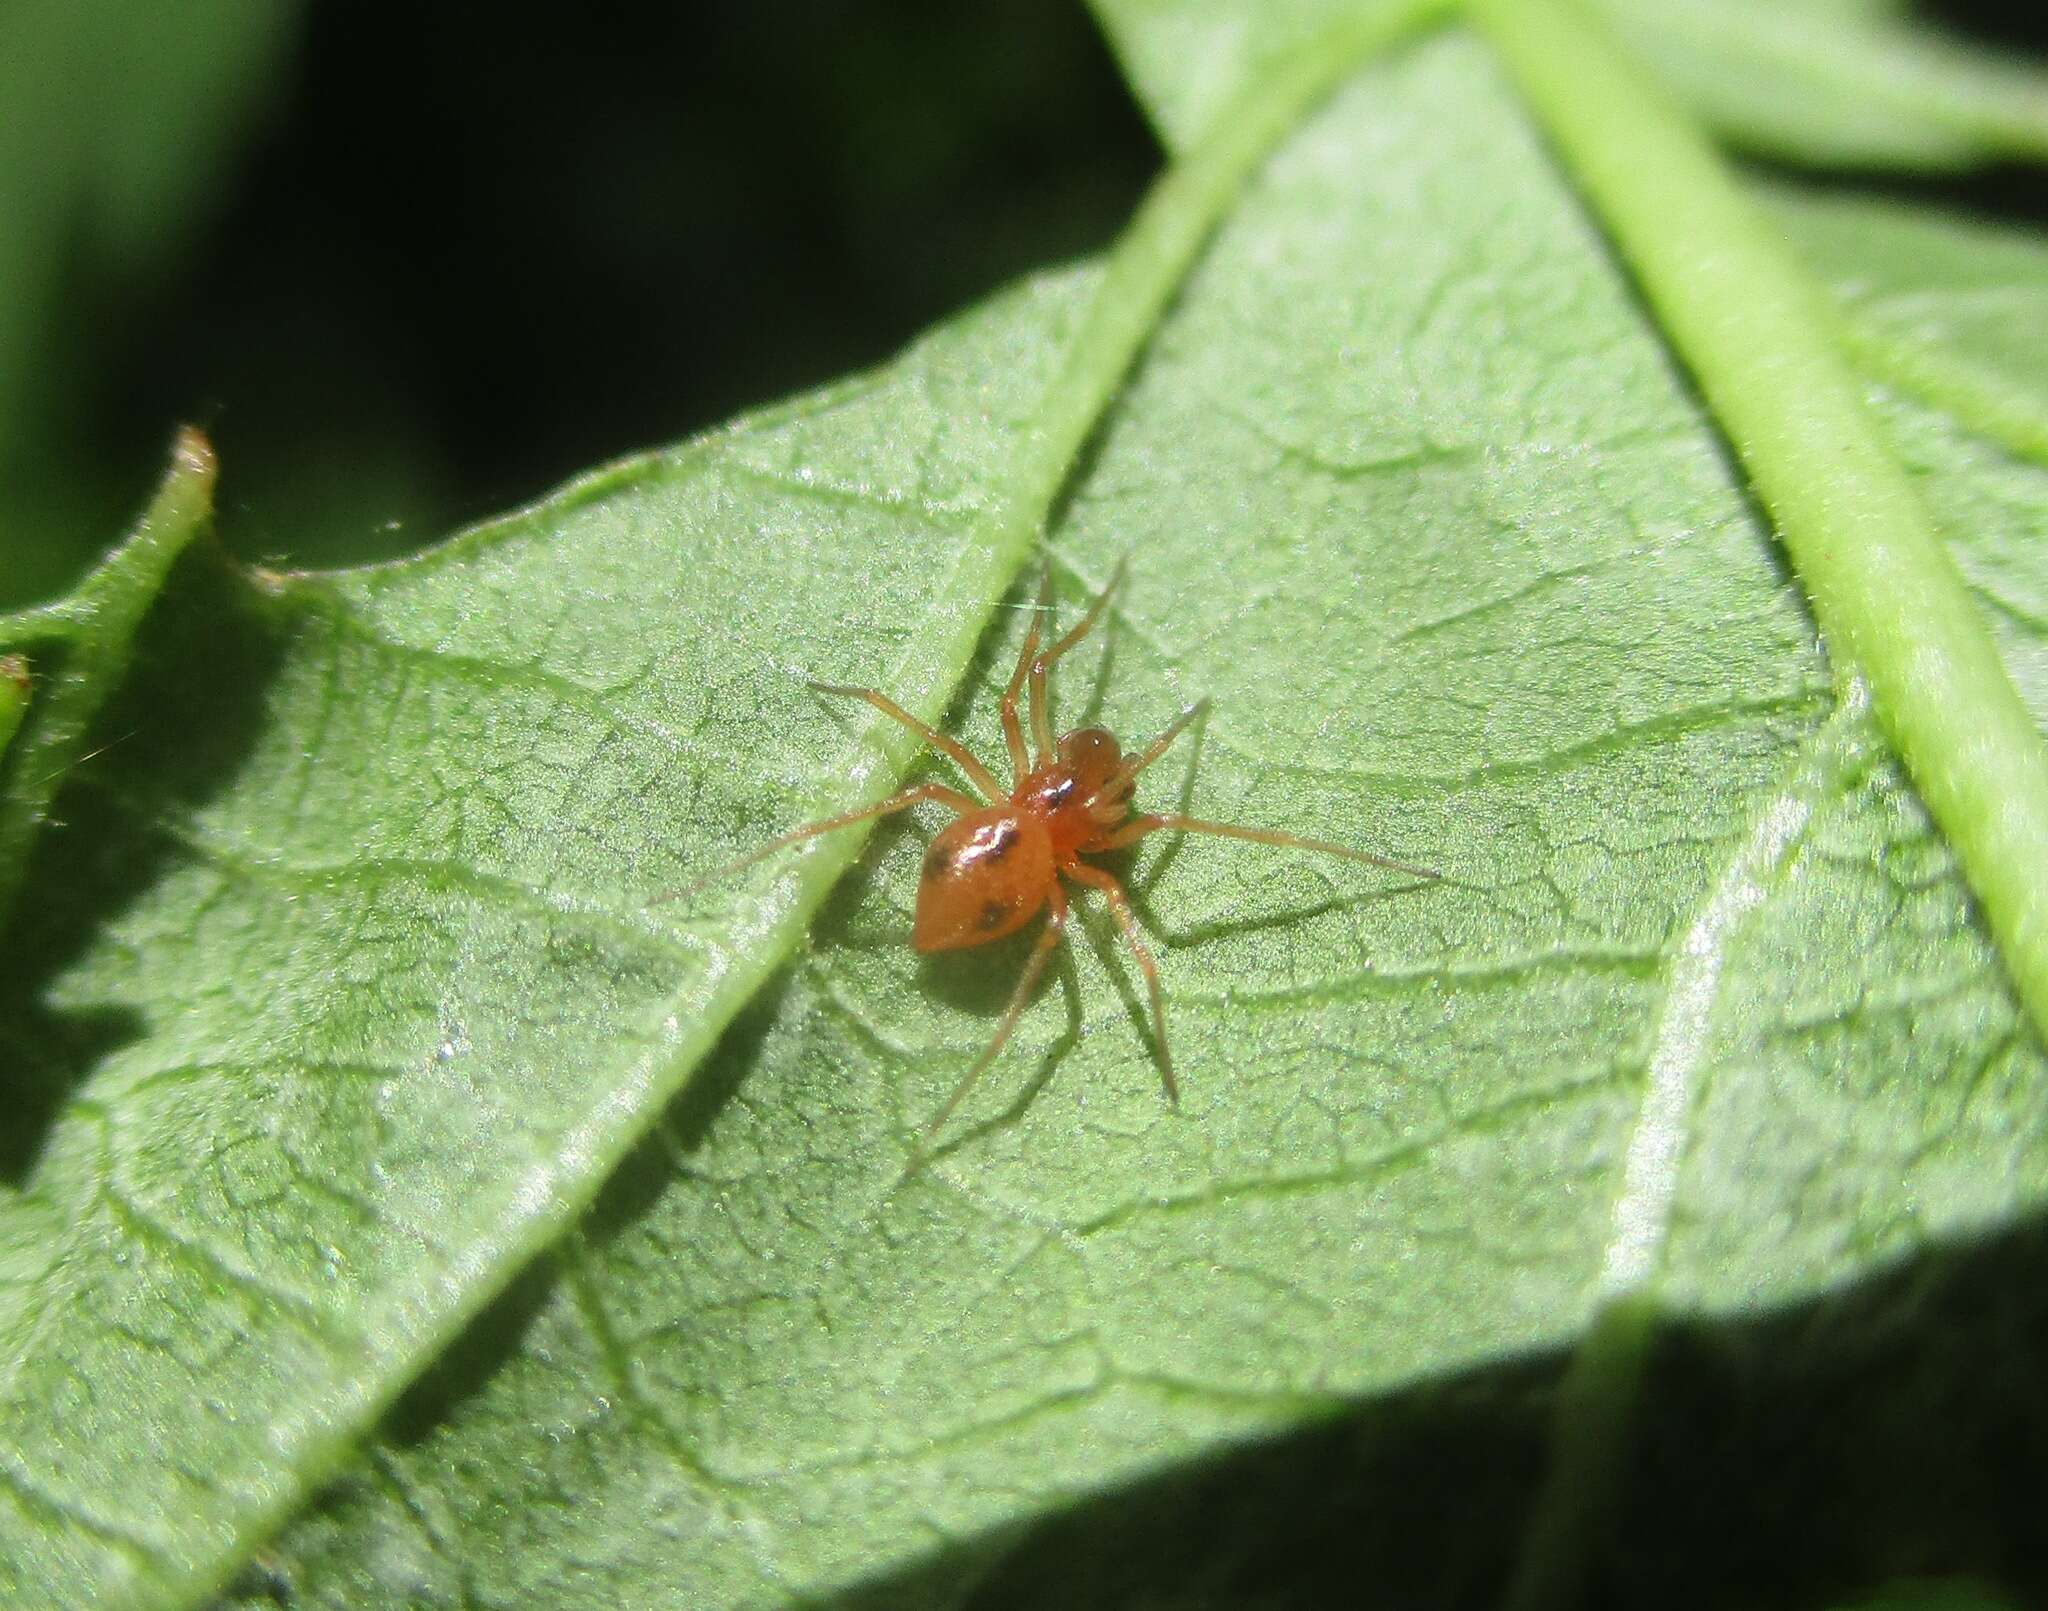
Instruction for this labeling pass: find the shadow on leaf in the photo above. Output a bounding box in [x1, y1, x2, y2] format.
[0, 547, 282, 1185]
[826, 1216, 2048, 1611]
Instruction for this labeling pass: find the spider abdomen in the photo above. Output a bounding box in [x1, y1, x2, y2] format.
[913, 808, 1054, 953]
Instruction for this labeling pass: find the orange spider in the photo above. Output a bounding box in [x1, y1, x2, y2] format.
[685, 561, 1437, 1153]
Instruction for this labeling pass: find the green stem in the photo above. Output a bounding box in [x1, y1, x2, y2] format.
[0, 427, 216, 926]
[1499, 1293, 1659, 1611]
[1471, 0, 2048, 1054]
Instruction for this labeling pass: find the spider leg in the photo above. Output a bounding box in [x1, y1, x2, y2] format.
[1028, 556, 1126, 761]
[650, 782, 977, 906]
[1000, 564, 1053, 785]
[1063, 859, 1177, 1105]
[807, 680, 1003, 800]
[1096, 812, 1439, 880]
[1088, 698, 1208, 817]
[904, 881, 1069, 1175]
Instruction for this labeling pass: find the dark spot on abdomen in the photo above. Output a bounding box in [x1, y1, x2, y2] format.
[924, 844, 952, 880]
[980, 898, 1013, 930]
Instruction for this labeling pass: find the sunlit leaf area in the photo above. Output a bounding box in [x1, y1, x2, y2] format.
[3, 4, 2046, 1608]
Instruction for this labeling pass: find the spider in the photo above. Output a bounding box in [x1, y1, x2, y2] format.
[681, 560, 1437, 1157]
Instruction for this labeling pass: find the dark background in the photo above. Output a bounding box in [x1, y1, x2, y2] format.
[1, 0, 2041, 609]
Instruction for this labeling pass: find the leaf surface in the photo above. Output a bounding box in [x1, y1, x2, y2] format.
[1592, 0, 2048, 169]
[6, 8, 2047, 1610]
[0, 275, 1095, 1605]
[5, 0, 1461, 1594]
[141, 25, 2044, 1610]
[1770, 185, 2048, 465]
[6, 1, 1461, 1598]
[1092, 0, 2048, 164]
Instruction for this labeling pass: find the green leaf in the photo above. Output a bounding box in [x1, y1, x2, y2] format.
[0, 282, 1089, 1607]
[160, 19, 2048, 1611]
[0, 287, 1064, 1608]
[1590, 0, 2048, 169]
[1769, 186, 2048, 724]
[1768, 185, 2048, 465]
[1093, 0, 2048, 165]
[1472, 0, 2048, 1118]
[9, 10, 2048, 1611]
[0, 10, 1444, 1602]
